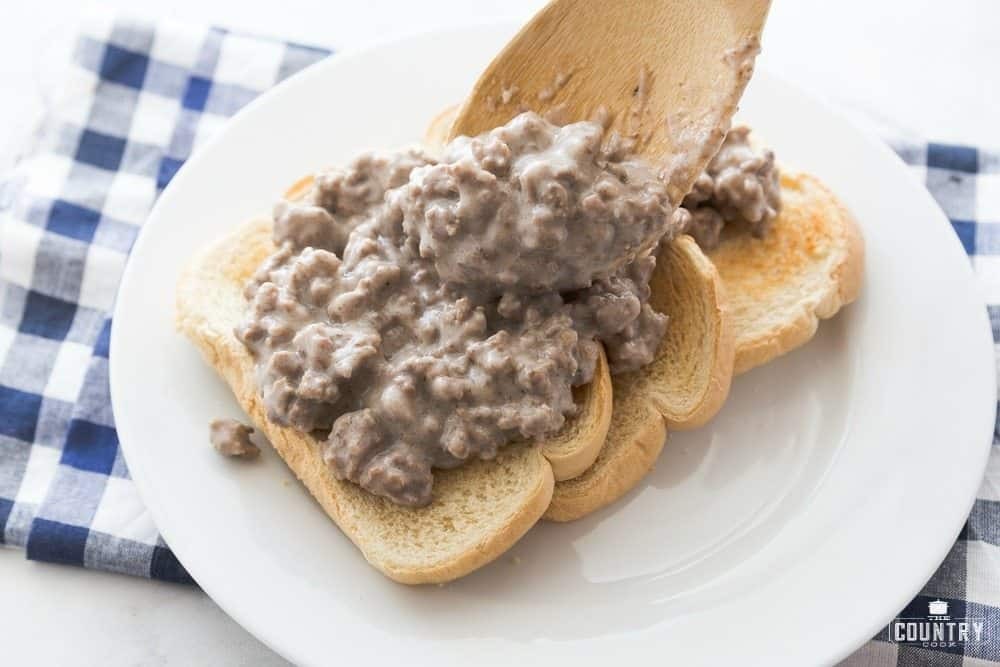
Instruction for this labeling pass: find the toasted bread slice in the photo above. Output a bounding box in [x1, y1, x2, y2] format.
[546, 236, 733, 520]
[176, 200, 620, 583]
[708, 171, 864, 374]
[177, 217, 558, 584]
[640, 235, 734, 430]
[544, 373, 667, 522]
[541, 350, 613, 481]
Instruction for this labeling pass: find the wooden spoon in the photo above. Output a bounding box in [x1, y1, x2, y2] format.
[446, 0, 772, 202]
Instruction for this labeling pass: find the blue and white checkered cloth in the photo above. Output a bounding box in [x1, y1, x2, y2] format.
[0, 10, 329, 583]
[0, 9, 998, 665]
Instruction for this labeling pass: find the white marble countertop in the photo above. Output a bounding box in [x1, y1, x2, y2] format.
[1, 0, 996, 664]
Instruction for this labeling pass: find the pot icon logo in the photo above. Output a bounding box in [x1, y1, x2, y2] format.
[928, 600, 949, 616]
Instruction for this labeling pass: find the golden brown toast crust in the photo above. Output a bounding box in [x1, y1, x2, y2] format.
[708, 171, 864, 374]
[546, 236, 733, 520]
[541, 349, 614, 481]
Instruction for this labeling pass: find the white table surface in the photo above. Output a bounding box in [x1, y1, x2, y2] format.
[1, 0, 997, 664]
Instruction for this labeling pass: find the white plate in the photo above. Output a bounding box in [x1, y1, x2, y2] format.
[111, 23, 996, 666]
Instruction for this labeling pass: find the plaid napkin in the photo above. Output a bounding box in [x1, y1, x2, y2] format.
[0, 9, 997, 665]
[0, 10, 329, 583]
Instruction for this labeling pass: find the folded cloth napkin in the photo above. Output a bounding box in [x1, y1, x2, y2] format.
[0, 10, 329, 583]
[0, 9, 997, 664]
